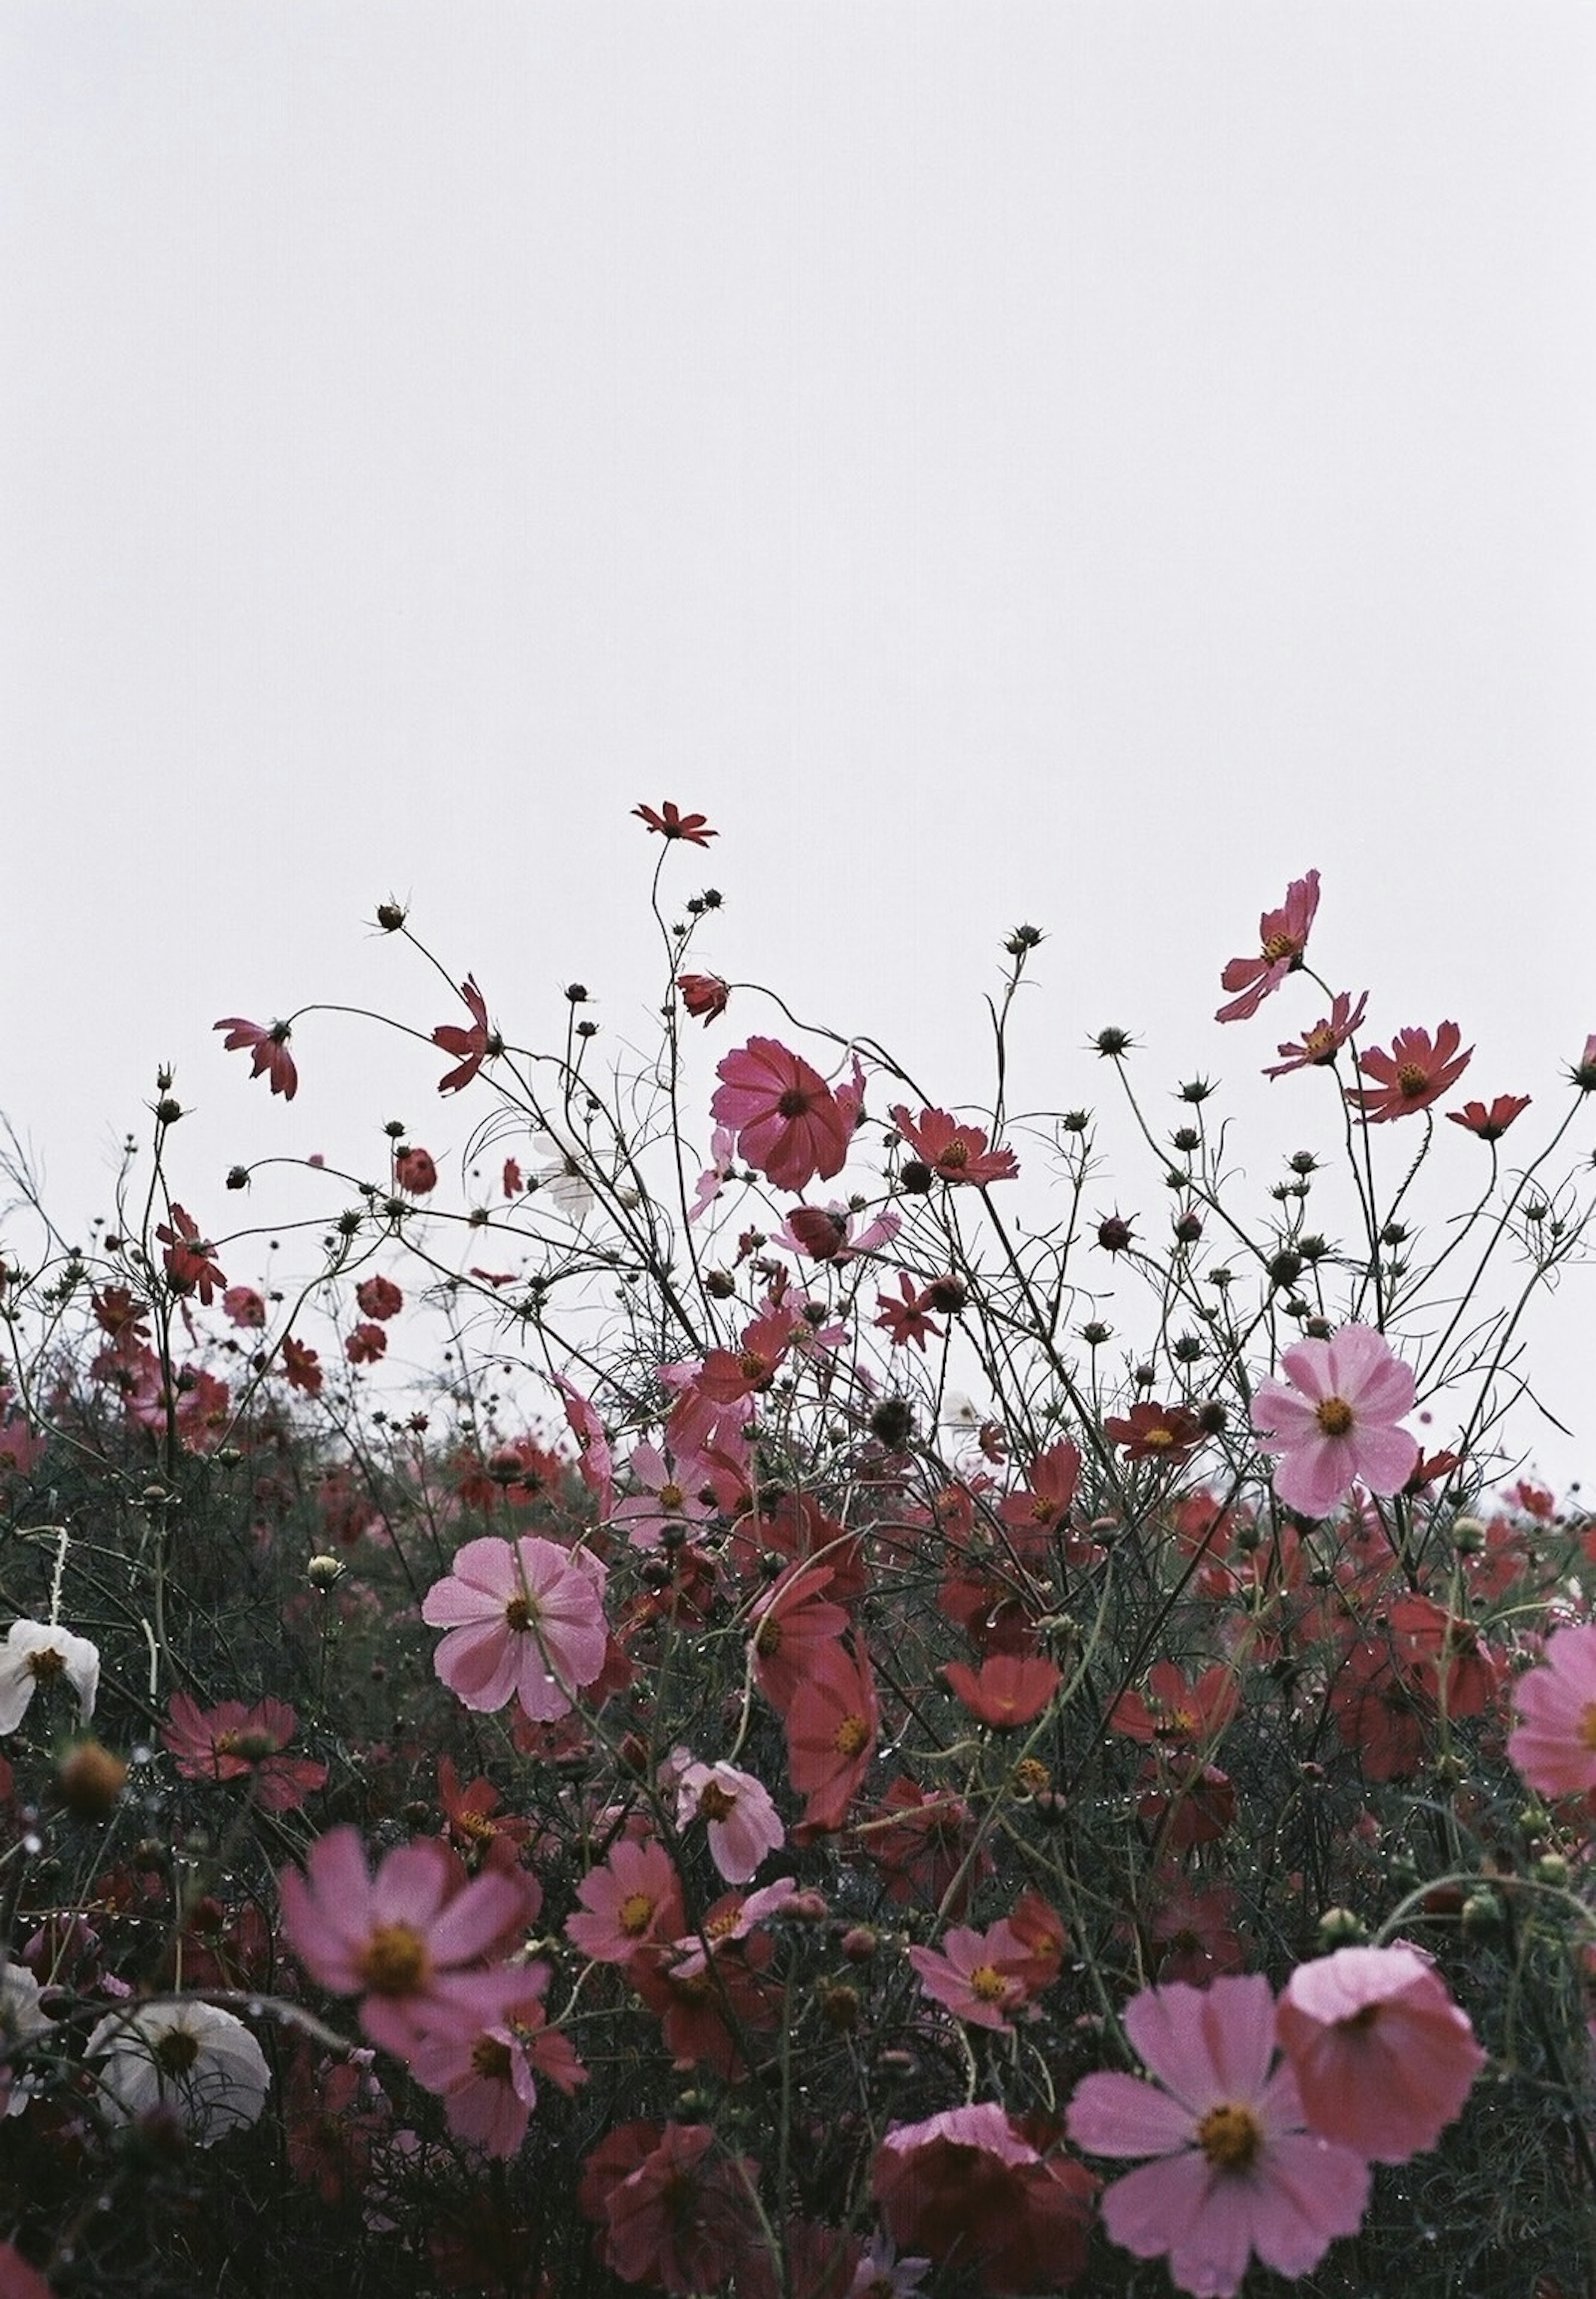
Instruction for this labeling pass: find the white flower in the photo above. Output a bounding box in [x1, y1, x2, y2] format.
[86, 1998, 271, 2146]
[526, 1128, 603, 1220]
[1, 1960, 55, 2117]
[0, 1621, 100, 1735]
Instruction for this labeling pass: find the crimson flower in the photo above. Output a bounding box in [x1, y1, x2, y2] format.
[356, 1274, 403, 1320]
[1347, 1022, 1472, 1122]
[1446, 1093, 1530, 1141]
[214, 1015, 298, 1100]
[156, 1206, 225, 1306]
[783, 1639, 879, 1829]
[345, 1323, 387, 1365]
[633, 799, 718, 847]
[676, 972, 729, 1024]
[222, 1286, 266, 1329]
[872, 2104, 1097, 2295]
[1215, 870, 1320, 1023]
[584, 2121, 757, 2295]
[712, 1038, 864, 1192]
[942, 1653, 1061, 1731]
[1103, 1401, 1204, 1464]
[281, 1336, 323, 1396]
[1263, 990, 1368, 1079]
[394, 1145, 438, 1194]
[889, 1105, 1020, 1186]
[432, 974, 498, 1095]
[163, 1691, 326, 1812]
[874, 1274, 944, 1353]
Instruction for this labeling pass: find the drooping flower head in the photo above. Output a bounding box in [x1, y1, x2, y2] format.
[0, 1620, 100, 1735]
[1276, 1944, 1483, 2161]
[214, 1015, 298, 1100]
[1066, 1976, 1371, 2299]
[1216, 871, 1320, 1023]
[872, 2102, 1097, 2294]
[1250, 1325, 1419, 1518]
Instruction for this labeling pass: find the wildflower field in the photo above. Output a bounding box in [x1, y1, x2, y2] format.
[1, 804, 1593, 2298]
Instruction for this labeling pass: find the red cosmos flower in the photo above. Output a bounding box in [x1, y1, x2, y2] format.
[874, 1274, 944, 1353]
[282, 1336, 323, 1396]
[1145, 1876, 1249, 1986]
[1109, 1661, 1239, 1750]
[997, 1439, 1082, 1557]
[345, 1322, 387, 1365]
[889, 1105, 1020, 1186]
[712, 1038, 864, 1192]
[436, 1756, 534, 1875]
[356, 1274, 403, 1320]
[1216, 869, 1321, 1023]
[749, 1561, 850, 1715]
[1102, 1401, 1204, 1464]
[869, 1779, 990, 1914]
[872, 2103, 1097, 2295]
[163, 1691, 327, 1812]
[1347, 1021, 1473, 1122]
[155, 1206, 225, 1306]
[432, 973, 498, 1095]
[942, 1653, 1061, 1731]
[1328, 1637, 1427, 1781]
[783, 1639, 879, 1830]
[394, 1145, 439, 1194]
[584, 2121, 757, 2295]
[93, 1285, 150, 1345]
[676, 972, 729, 1024]
[633, 799, 718, 848]
[1264, 990, 1368, 1079]
[214, 1015, 298, 1100]
[1447, 1093, 1531, 1141]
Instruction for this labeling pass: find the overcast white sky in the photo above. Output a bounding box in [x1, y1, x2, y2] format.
[2, 4, 1593, 1486]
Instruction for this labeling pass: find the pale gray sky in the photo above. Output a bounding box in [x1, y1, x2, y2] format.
[3, 4, 1593, 1484]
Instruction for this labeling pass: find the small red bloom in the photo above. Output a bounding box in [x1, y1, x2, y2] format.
[356, 1274, 403, 1321]
[394, 1145, 439, 1195]
[282, 1336, 324, 1396]
[1446, 1093, 1531, 1141]
[676, 972, 729, 1024]
[889, 1105, 1020, 1186]
[1102, 1401, 1204, 1464]
[432, 974, 498, 1095]
[783, 1639, 879, 1830]
[1263, 990, 1368, 1079]
[942, 1653, 1061, 1730]
[156, 1206, 226, 1306]
[874, 1274, 944, 1353]
[345, 1322, 387, 1365]
[1216, 869, 1320, 1023]
[163, 1691, 327, 1813]
[1347, 1022, 1472, 1122]
[215, 1015, 298, 1100]
[633, 799, 718, 848]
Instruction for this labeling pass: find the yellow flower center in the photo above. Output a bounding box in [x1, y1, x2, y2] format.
[1315, 1396, 1355, 1437]
[659, 1482, 685, 1511]
[359, 1922, 432, 1996]
[969, 1964, 1009, 2003]
[1396, 1062, 1429, 1097]
[1197, 2102, 1262, 2171]
[833, 1715, 869, 1758]
[618, 1891, 656, 1937]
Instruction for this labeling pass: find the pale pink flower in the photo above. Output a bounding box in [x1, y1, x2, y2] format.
[1276, 1944, 1484, 2162]
[611, 1441, 714, 1552]
[422, 1535, 608, 1721]
[667, 1878, 798, 1978]
[406, 1974, 549, 2159]
[1066, 1976, 1371, 2299]
[566, 1836, 685, 1964]
[279, 1826, 526, 2058]
[1507, 1619, 1596, 1796]
[675, 1759, 786, 1884]
[690, 1124, 739, 1223]
[1250, 1325, 1419, 1518]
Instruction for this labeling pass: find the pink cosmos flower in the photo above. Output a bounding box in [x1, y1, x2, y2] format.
[214, 1015, 298, 1100]
[1215, 870, 1320, 1023]
[889, 1105, 1020, 1187]
[611, 1441, 715, 1552]
[1066, 1976, 1371, 2299]
[222, 1285, 267, 1329]
[422, 1536, 609, 1721]
[1507, 1620, 1596, 1796]
[566, 1837, 686, 1965]
[162, 1690, 326, 1813]
[1250, 1325, 1419, 1518]
[906, 1919, 1031, 2031]
[1446, 1093, 1531, 1141]
[1347, 1022, 1473, 1122]
[1276, 1944, 1483, 2162]
[1263, 990, 1368, 1079]
[712, 1039, 864, 1193]
[406, 1974, 549, 2158]
[554, 1375, 615, 1519]
[278, 1826, 527, 2057]
[394, 1145, 438, 1194]
[675, 1759, 786, 1884]
[689, 1124, 739, 1222]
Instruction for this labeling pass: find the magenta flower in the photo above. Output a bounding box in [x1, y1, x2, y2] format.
[422, 1536, 609, 1721]
[1263, 990, 1368, 1079]
[1250, 1325, 1419, 1518]
[1215, 870, 1320, 1024]
[1276, 1945, 1483, 2162]
[279, 1825, 526, 2056]
[1066, 1976, 1371, 2298]
[711, 1038, 864, 1193]
[1347, 1021, 1473, 1122]
[1507, 1620, 1596, 1797]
